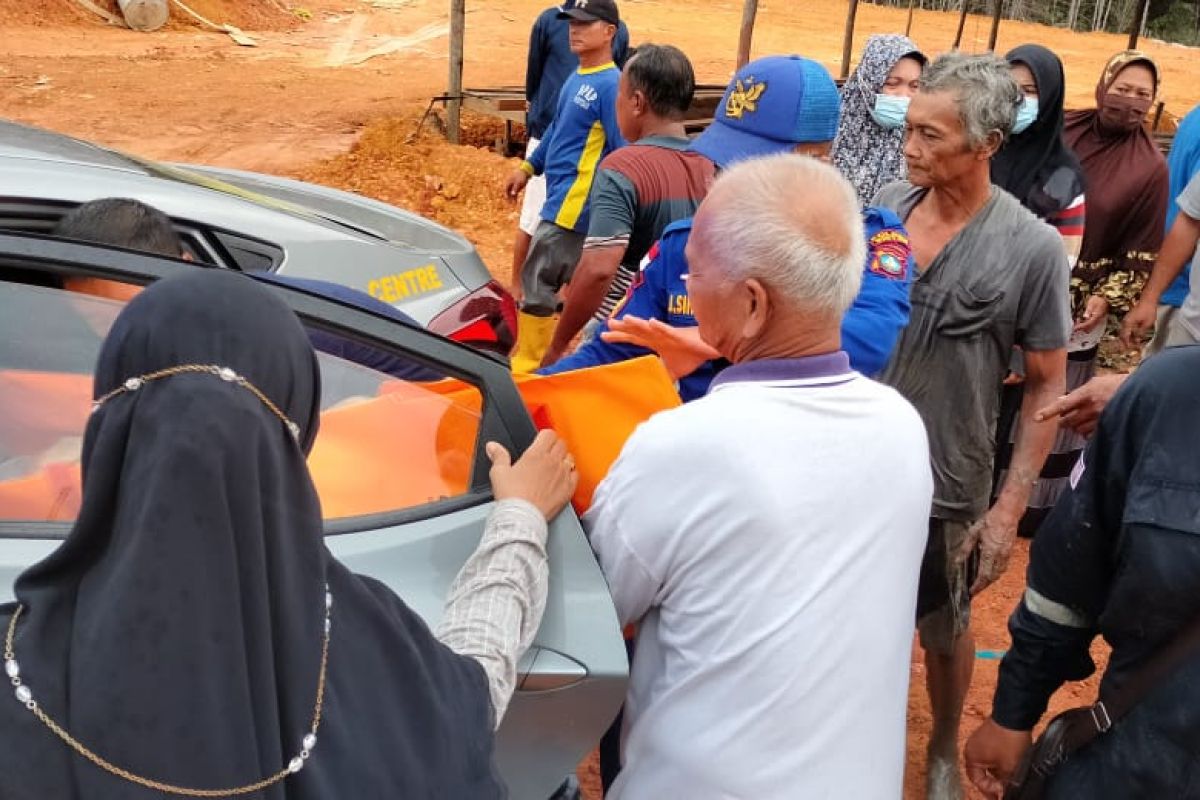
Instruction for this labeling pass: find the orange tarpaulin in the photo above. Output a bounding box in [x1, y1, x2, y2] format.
[0, 357, 681, 522]
[513, 357, 681, 512]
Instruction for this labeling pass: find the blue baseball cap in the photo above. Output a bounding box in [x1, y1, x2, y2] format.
[692, 55, 841, 169]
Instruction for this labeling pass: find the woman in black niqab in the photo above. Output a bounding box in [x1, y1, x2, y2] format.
[0, 269, 502, 798]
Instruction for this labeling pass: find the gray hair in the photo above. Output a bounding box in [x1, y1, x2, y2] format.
[694, 154, 864, 316]
[920, 52, 1023, 149]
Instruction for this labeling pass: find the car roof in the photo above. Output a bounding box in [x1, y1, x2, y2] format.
[0, 119, 147, 173]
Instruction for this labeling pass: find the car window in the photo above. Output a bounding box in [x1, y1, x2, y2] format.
[0, 200, 285, 271]
[0, 279, 483, 529]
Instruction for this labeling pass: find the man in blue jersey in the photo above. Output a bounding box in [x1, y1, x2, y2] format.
[539, 55, 914, 400]
[504, 0, 626, 372]
[511, 5, 630, 296]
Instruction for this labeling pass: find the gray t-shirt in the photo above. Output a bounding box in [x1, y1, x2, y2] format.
[874, 182, 1071, 521]
[1174, 173, 1200, 339]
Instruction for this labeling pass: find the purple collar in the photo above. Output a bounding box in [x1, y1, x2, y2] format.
[709, 351, 853, 390]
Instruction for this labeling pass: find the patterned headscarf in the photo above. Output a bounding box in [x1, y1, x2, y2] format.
[1091, 49, 1162, 107]
[831, 34, 925, 206]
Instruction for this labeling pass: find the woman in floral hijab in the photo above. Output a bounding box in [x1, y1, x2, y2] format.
[832, 34, 926, 206]
[1064, 50, 1168, 337]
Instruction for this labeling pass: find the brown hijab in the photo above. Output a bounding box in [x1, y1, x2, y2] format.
[1064, 51, 1168, 284]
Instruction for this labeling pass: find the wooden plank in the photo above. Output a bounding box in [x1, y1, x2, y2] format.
[461, 96, 526, 124]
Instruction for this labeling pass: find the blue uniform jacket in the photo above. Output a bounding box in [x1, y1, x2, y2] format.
[539, 207, 914, 401]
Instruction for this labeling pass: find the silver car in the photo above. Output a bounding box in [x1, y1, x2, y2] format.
[0, 233, 626, 797]
[0, 118, 517, 355]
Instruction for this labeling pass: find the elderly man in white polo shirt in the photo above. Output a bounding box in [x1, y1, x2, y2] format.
[584, 154, 933, 799]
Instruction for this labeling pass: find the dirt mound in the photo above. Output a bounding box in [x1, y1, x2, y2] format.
[0, 0, 297, 31]
[163, 0, 298, 31]
[300, 111, 522, 278]
[0, 0, 97, 25]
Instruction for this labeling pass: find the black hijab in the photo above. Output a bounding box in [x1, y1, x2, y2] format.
[991, 44, 1086, 219]
[0, 270, 501, 799]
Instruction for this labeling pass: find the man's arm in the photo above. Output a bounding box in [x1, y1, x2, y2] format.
[1035, 373, 1129, 437]
[543, 246, 627, 365]
[507, 112, 555, 199]
[1121, 209, 1200, 348]
[542, 166, 637, 365]
[437, 499, 549, 727]
[436, 433, 577, 727]
[538, 236, 674, 376]
[965, 379, 1125, 795]
[540, 255, 672, 374]
[583, 425, 669, 626]
[966, 347, 1066, 595]
[841, 208, 913, 376]
[965, 233, 1073, 594]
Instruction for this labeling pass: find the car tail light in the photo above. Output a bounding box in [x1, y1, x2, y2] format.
[428, 281, 517, 357]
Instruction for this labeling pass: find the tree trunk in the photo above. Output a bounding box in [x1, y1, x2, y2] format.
[905, 0, 918, 35]
[737, 0, 759, 69]
[118, 0, 168, 31]
[841, 0, 861, 79]
[1067, 0, 1082, 30]
[447, 0, 465, 144]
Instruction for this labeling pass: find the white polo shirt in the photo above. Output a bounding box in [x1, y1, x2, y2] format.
[585, 352, 932, 800]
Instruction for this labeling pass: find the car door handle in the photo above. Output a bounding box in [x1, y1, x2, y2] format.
[518, 647, 588, 692]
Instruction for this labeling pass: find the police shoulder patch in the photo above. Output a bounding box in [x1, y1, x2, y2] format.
[867, 228, 910, 280]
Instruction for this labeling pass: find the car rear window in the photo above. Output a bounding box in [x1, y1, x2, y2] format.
[0, 279, 483, 530]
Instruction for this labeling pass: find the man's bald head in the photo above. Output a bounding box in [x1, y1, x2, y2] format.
[690, 154, 864, 316]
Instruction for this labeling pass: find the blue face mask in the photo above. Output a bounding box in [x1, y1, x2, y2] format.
[870, 94, 910, 130]
[1012, 97, 1039, 134]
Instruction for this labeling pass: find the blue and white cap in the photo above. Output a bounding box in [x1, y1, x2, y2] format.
[692, 55, 842, 168]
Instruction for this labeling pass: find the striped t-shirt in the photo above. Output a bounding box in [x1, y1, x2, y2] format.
[584, 136, 716, 319]
[524, 62, 624, 234]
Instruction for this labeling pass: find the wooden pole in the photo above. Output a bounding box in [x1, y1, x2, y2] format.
[1127, 0, 1149, 48]
[448, 0, 465, 144]
[737, 0, 759, 69]
[841, 0, 861, 79]
[953, 0, 969, 48]
[905, 0, 918, 36]
[118, 0, 168, 31]
[987, 0, 1003, 51]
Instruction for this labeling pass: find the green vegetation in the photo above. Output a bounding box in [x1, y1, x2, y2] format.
[870, 0, 1200, 46]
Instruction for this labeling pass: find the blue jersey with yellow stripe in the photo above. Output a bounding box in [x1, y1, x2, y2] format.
[540, 207, 914, 400]
[525, 62, 625, 233]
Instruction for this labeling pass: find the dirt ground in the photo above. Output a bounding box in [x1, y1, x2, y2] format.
[2, 0, 1180, 796]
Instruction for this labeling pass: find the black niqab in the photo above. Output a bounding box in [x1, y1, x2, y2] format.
[0, 270, 501, 799]
[991, 44, 1086, 219]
